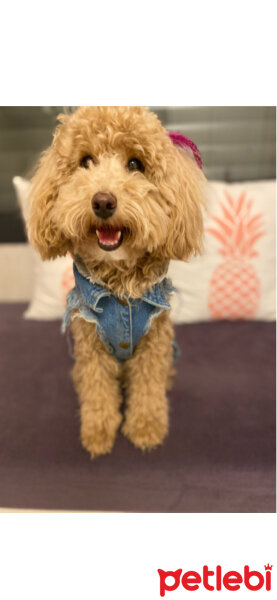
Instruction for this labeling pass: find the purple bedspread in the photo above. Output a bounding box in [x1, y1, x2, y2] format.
[0, 304, 275, 512]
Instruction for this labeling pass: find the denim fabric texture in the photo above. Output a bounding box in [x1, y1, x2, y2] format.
[63, 263, 174, 362]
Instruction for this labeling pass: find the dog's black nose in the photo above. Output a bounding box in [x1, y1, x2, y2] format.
[92, 192, 117, 220]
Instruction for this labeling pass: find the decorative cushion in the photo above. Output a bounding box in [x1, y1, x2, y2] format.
[13, 177, 275, 323]
[13, 176, 74, 320]
[169, 180, 276, 322]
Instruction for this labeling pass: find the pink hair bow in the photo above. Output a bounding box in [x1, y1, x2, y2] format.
[168, 131, 203, 169]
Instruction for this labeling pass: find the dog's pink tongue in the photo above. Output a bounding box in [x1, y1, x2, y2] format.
[98, 228, 121, 244]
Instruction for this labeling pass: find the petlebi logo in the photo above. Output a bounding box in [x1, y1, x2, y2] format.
[158, 564, 273, 595]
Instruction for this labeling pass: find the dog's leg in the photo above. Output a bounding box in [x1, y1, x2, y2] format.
[122, 312, 174, 450]
[71, 317, 122, 458]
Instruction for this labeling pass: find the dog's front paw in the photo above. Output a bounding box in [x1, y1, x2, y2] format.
[81, 406, 122, 458]
[122, 401, 168, 451]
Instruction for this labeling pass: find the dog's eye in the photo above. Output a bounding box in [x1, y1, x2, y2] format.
[80, 155, 94, 168]
[127, 157, 145, 173]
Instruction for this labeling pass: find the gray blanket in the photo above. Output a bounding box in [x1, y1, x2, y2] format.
[0, 304, 275, 512]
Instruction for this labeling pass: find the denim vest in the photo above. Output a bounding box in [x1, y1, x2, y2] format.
[63, 263, 175, 362]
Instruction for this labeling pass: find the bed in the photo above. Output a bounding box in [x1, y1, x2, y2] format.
[0, 303, 275, 512]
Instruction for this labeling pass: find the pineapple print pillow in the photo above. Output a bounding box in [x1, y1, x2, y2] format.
[169, 180, 276, 323]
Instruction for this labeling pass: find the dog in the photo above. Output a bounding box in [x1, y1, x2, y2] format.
[28, 106, 205, 458]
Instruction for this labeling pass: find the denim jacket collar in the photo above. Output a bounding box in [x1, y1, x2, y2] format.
[73, 262, 171, 313]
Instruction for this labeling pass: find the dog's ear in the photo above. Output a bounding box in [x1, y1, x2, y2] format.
[160, 143, 206, 261]
[28, 119, 69, 260]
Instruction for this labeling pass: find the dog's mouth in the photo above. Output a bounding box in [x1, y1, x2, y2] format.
[95, 227, 123, 251]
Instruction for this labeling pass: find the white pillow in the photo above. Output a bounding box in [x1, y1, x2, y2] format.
[13, 176, 74, 320]
[169, 180, 276, 323]
[13, 176, 276, 323]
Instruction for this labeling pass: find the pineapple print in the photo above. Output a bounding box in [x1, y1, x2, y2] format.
[207, 191, 265, 319]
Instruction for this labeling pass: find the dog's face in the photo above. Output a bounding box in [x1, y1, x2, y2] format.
[29, 107, 205, 266]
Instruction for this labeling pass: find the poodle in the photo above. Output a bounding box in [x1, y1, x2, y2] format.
[28, 106, 205, 458]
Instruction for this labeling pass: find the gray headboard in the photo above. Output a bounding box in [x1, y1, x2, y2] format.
[152, 106, 276, 182]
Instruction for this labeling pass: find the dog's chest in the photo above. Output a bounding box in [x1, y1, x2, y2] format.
[63, 263, 173, 361]
[94, 295, 162, 360]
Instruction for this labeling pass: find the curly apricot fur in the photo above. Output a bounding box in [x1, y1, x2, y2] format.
[29, 107, 205, 457]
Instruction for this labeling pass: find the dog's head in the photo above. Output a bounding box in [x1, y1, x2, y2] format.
[29, 107, 205, 266]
